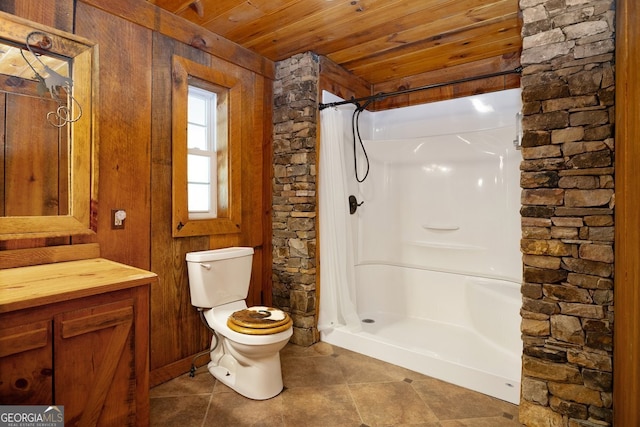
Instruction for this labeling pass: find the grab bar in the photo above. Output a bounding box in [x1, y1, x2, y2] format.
[513, 111, 522, 150]
[422, 224, 460, 231]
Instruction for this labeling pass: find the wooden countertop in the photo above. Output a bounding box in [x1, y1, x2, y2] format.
[0, 258, 157, 313]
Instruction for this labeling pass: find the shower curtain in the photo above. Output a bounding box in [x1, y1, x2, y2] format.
[317, 107, 361, 332]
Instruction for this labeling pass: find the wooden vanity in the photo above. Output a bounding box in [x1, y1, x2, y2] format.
[0, 257, 157, 427]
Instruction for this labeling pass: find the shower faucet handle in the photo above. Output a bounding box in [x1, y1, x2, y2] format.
[349, 195, 364, 215]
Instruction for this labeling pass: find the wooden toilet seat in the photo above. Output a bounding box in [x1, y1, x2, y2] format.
[227, 306, 292, 335]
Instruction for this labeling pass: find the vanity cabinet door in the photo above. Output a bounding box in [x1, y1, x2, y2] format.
[0, 320, 53, 404]
[54, 299, 137, 427]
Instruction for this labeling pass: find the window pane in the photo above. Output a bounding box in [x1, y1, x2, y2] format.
[188, 95, 207, 125]
[188, 183, 210, 211]
[188, 123, 207, 150]
[187, 154, 210, 183]
[186, 84, 220, 221]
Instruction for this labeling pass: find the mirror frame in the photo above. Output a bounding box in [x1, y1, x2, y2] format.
[0, 11, 97, 240]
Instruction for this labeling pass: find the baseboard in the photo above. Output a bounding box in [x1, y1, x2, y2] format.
[149, 353, 208, 388]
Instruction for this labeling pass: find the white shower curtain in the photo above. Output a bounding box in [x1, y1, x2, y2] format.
[317, 107, 361, 332]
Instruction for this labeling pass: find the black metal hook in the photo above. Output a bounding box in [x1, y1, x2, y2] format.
[349, 195, 364, 215]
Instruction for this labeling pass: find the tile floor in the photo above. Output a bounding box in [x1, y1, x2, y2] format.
[150, 342, 523, 427]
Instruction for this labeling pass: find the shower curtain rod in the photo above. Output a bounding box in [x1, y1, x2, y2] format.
[318, 66, 523, 111]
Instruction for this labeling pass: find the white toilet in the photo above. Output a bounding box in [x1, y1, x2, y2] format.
[186, 247, 293, 400]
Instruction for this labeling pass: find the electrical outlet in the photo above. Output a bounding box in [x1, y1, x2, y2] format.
[111, 209, 126, 230]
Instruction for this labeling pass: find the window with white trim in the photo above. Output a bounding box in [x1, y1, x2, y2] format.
[187, 86, 217, 219]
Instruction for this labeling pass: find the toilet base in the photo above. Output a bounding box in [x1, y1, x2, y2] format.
[207, 337, 285, 400]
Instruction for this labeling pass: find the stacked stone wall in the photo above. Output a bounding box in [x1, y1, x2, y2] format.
[272, 52, 320, 346]
[519, 0, 615, 426]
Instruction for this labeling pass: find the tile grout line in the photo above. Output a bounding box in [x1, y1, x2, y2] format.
[408, 380, 442, 424]
[345, 382, 367, 427]
[199, 381, 215, 427]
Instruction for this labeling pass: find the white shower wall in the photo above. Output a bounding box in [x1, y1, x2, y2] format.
[353, 89, 522, 282]
[358, 127, 521, 282]
[319, 89, 523, 403]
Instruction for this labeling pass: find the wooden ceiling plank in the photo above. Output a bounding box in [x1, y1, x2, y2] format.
[0, 46, 69, 81]
[220, 0, 350, 47]
[302, 0, 516, 60]
[175, 0, 294, 30]
[354, 33, 521, 83]
[145, 0, 523, 86]
[197, 0, 300, 39]
[326, 1, 517, 64]
[245, 0, 515, 60]
[352, 31, 521, 83]
[0, 49, 34, 80]
[235, 0, 442, 56]
[390, 34, 520, 78]
[173, 0, 241, 18]
[338, 18, 520, 71]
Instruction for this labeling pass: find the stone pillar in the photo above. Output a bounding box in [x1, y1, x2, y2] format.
[519, 0, 615, 426]
[272, 52, 320, 346]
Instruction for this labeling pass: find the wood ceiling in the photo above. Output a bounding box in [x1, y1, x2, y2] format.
[147, 0, 522, 86]
[0, 43, 68, 81]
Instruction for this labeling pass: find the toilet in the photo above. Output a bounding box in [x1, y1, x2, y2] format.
[185, 247, 293, 400]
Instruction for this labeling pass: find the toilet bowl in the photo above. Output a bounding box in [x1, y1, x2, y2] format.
[186, 247, 292, 400]
[202, 300, 292, 399]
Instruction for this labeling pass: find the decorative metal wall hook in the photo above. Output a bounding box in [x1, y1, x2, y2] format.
[22, 31, 82, 127]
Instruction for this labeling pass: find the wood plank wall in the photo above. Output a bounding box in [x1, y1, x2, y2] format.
[1, 0, 274, 386]
[148, 33, 211, 383]
[148, 31, 273, 384]
[0, 0, 73, 31]
[614, 0, 640, 423]
[319, 56, 371, 104]
[75, 3, 153, 271]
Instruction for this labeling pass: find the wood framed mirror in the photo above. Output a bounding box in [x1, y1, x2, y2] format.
[0, 11, 97, 240]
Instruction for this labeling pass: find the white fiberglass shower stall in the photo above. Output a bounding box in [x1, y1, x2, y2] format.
[318, 88, 523, 404]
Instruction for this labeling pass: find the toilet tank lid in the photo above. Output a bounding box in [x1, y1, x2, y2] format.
[186, 247, 254, 262]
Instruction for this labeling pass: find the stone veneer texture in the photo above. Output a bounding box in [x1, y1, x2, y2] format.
[272, 52, 320, 346]
[518, 0, 615, 426]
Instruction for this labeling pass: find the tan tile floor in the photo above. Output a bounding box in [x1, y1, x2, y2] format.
[150, 342, 523, 426]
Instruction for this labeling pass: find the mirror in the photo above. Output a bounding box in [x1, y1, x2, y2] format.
[0, 11, 96, 240]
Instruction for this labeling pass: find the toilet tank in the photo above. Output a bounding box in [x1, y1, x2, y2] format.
[186, 247, 254, 308]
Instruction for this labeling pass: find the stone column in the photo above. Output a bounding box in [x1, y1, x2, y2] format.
[519, 0, 615, 426]
[272, 52, 320, 346]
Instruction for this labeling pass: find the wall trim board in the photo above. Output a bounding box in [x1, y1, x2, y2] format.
[614, 0, 640, 424]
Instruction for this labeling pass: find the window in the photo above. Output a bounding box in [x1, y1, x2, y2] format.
[187, 86, 217, 219]
[171, 55, 242, 237]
